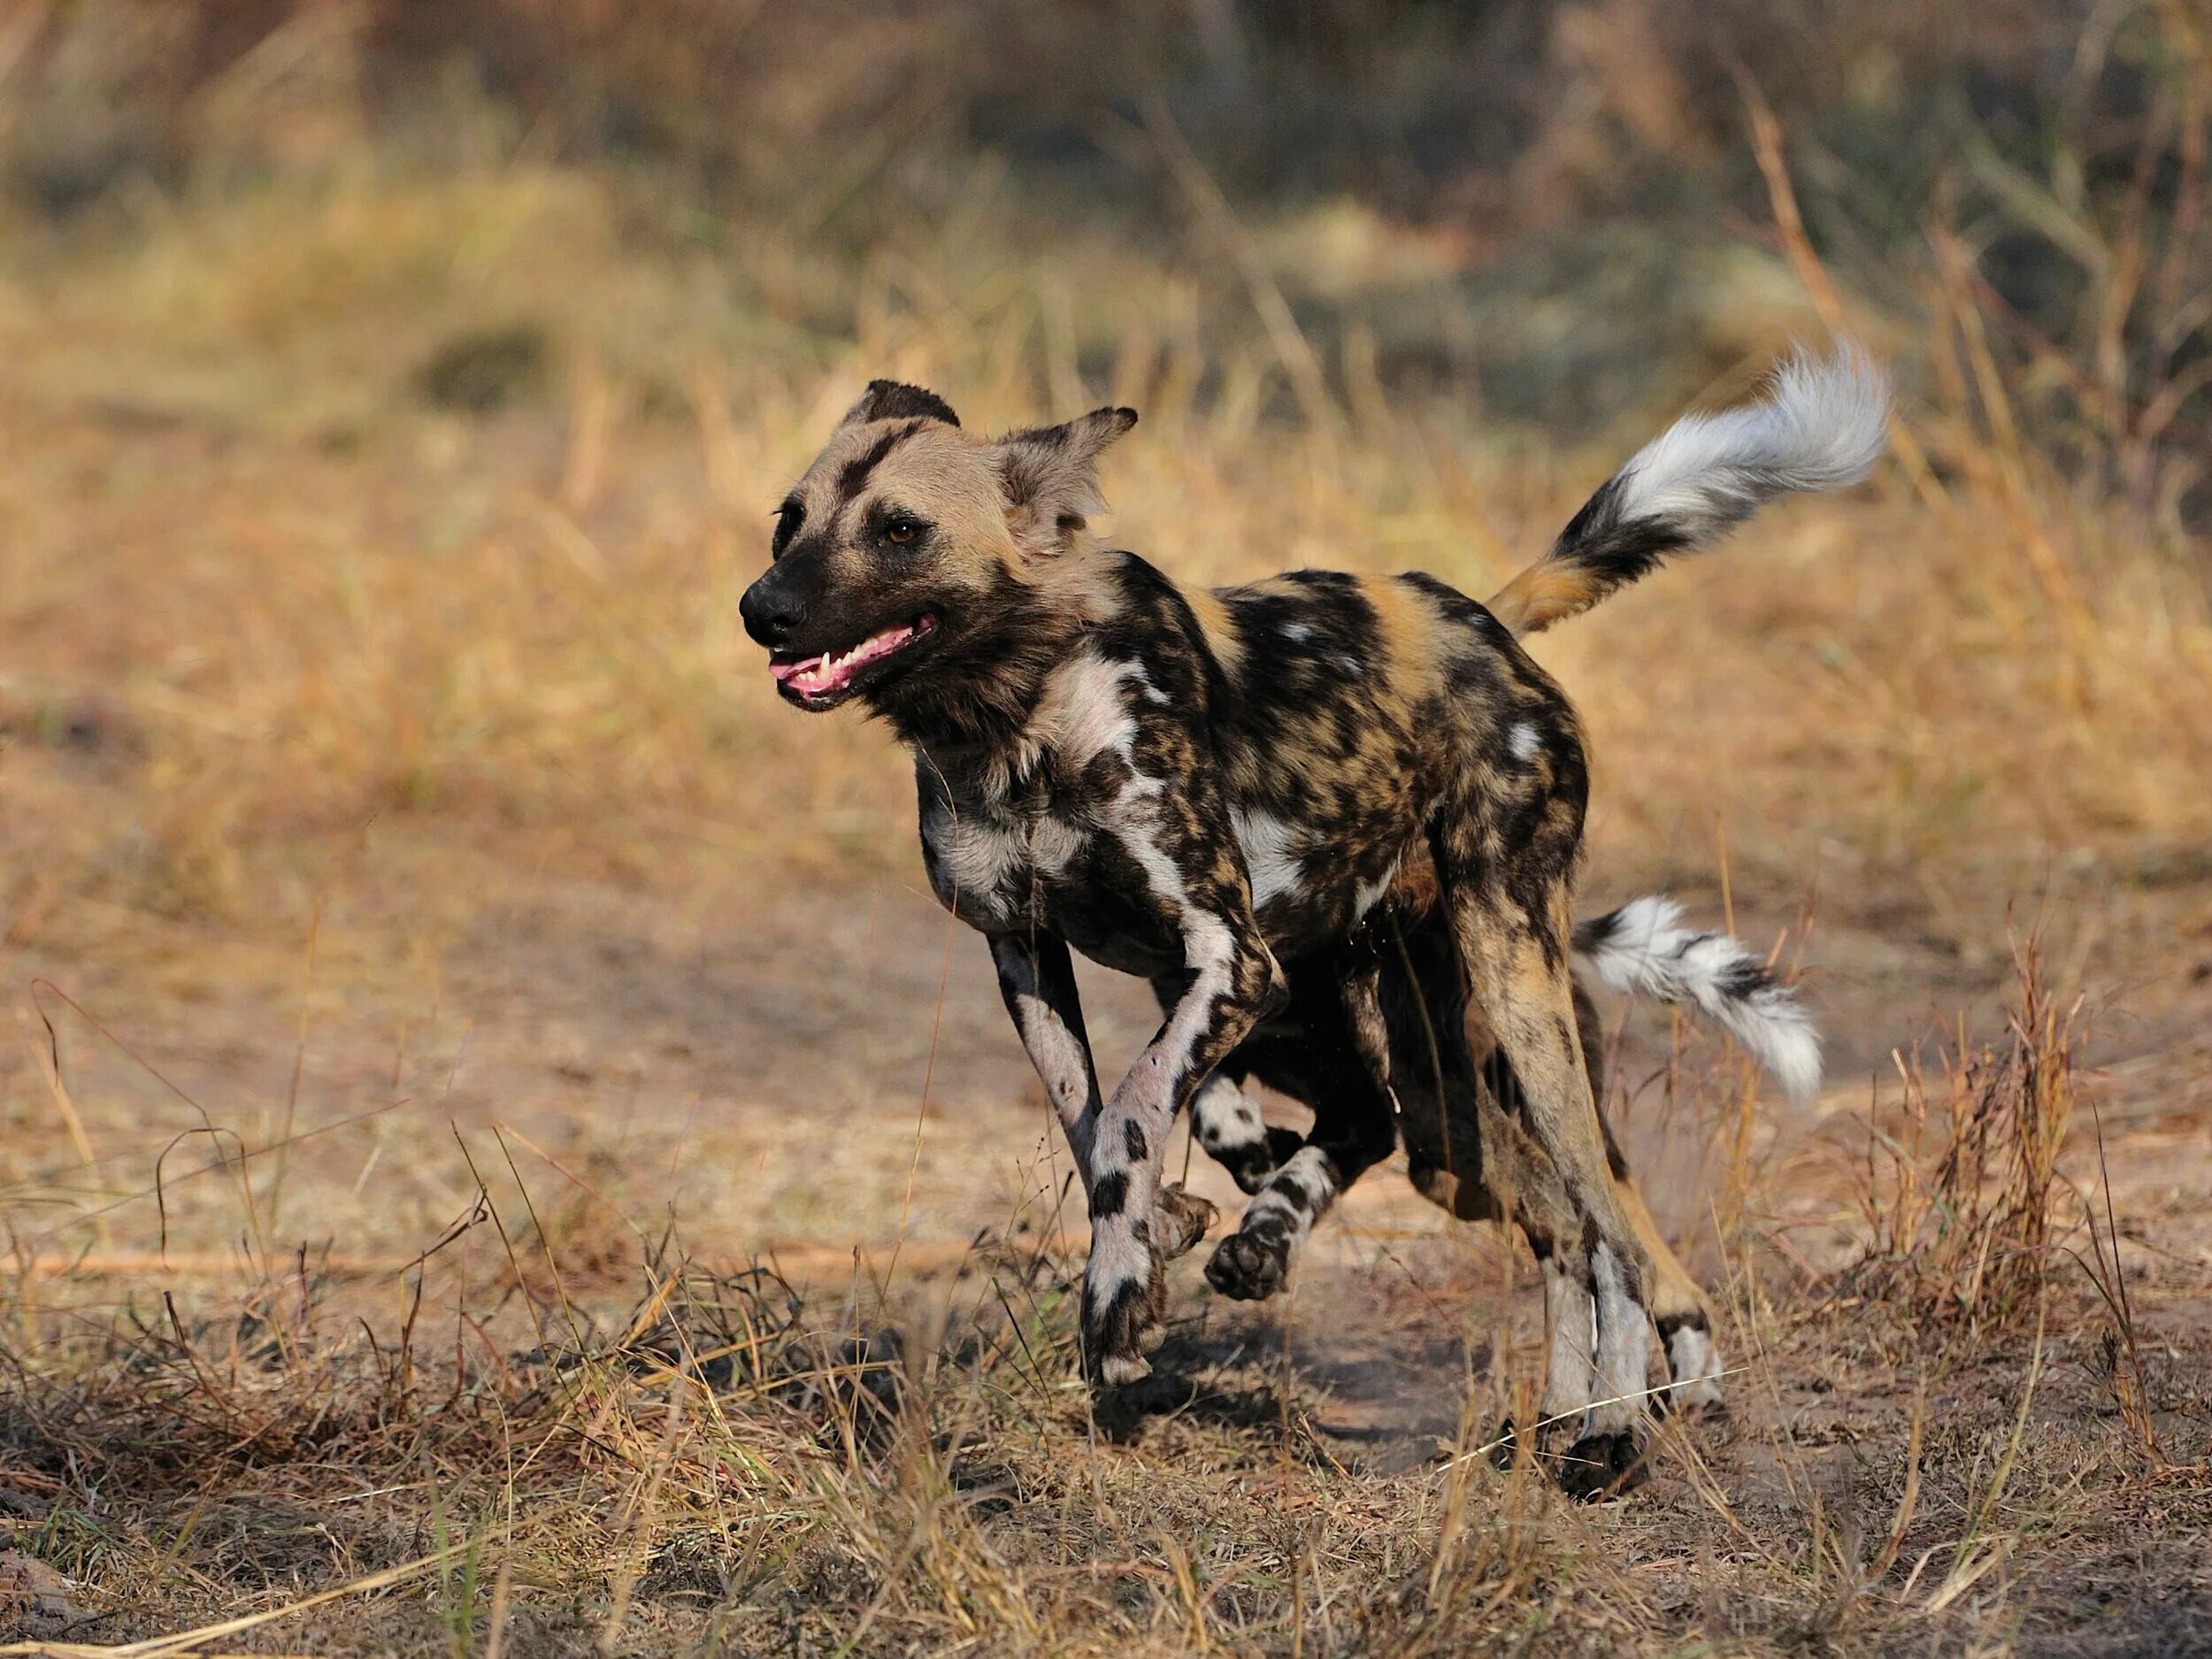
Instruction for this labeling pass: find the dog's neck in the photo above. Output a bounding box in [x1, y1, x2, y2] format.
[870, 549, 1127, 765]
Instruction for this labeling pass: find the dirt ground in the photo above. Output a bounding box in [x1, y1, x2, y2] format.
[5, 804, 2211, 1654]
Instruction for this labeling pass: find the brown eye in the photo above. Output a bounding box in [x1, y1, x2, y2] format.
[884, 514, 925, 545]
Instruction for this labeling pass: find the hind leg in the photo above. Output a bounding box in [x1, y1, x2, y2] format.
[1567, 981, 1726, 1416]
[1166, 968, 1310, 1196]
[1481, 1033, 1727, 1421]
[1203, 951, 1398, 1302]
[1368, 902, 1601, 1466]
[1437, 845, 1655, 1497]
[1506, 984, 1728, 1416]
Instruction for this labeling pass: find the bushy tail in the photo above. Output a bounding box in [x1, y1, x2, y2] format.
[1572, 897, 1822, 1104]
[1488, 346, 1890, 636]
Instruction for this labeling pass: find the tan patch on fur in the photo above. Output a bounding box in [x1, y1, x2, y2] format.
[1182, 587, 1246, 680]
[1486, 563, 1601, 636]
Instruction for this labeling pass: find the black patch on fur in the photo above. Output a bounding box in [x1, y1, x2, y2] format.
[852, 380, 959, 427]
[838, 424, 916, 498]
[1088, 1171, 1129, 1220]
[1395, 569, 1493, 626]
[1653, 1310, 1709, 1340]
[1714, 955, 1773, 1000]
[1123, 1121, 1149, 1164]
[1571, 906, 1624, 956]
[1552, 472, 1697, 594]
[772, 499, 804, 558]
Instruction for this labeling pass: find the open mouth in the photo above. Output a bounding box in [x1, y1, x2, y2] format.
[768, 615, 937, 708]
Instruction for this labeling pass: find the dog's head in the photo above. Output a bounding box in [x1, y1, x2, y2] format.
[740, 380, 1135, 725]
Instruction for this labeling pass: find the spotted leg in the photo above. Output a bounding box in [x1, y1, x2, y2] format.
[1079, 866, 1283, 1384]
[1164, 970, 1317, 1195]
[989, 931, 1219, 1303]
[1187, 1072, 1307, 1194]
[1202, 949, 1397, 1302]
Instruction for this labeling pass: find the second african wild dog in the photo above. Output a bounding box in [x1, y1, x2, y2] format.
[740, 349, 1887, 1495]
[1180, 879, 1820, 1492]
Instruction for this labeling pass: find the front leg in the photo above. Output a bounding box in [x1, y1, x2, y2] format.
[990, 930, 1221, 1269]
[988, 930, 1104, 1165]
[1085, 902, 1284, 1385]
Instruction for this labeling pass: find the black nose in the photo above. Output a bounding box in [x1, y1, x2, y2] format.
[740, 574, 804, 648]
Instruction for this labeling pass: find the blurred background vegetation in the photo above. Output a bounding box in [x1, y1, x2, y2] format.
[4, 0, 2209, 932]
[10, 0, 2209, 454]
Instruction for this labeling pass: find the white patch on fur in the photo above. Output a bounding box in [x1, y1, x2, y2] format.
[1540, 1255, 1597, 1434]
[1574, 895, 1823, 1103]
[1010, 990, 1095, 1145]
[1280, 621, 1314, 643]
[1509, 721, 1541, 762]
[1612, 346, 1889, 541]
[1033, 653, 1140, 771]
[1031, 813, 1086, 872]
[931, 810, 1084, 918]
[1193, 1074, 1264, 1153]
[1351, 855, 1403, 921]
[1152, 910, 1239, 1108]
[933, 816, 1027, 905]
[1586, 1240, 1651, 1436]
[1666, 1323, 1724, 1412]
[1231, 807, 1304, 909]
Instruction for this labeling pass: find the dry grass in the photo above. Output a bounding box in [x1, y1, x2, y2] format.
[3, 2, 2212, 1654]
[1853, 931, 2085, 1330]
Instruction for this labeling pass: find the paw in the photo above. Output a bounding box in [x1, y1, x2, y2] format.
[1082, 1255, 1164, 1388]
[1203, 1225, 1289, 1302]
[1653, 1380, 1728, 1422]
[1488, 1417, 1520, 1471]
[1493, 1411, 1583, 1469]
[1151, 1185, 1218, 1260]
[1658, 1317, 1725, 1418]
[1555, 1431, 1649, 1502]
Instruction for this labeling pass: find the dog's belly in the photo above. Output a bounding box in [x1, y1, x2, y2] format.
[1248, 836, 1409, 961]
[1052, 896, 1183, 978]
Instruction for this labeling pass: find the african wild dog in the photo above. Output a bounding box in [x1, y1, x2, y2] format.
[740, 351, 1886, 1495]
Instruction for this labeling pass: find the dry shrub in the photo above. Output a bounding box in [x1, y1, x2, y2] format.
[1854, 930, 2084, 1329]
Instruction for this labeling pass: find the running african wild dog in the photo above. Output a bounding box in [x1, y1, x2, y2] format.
[740, 350, 1887, 1497]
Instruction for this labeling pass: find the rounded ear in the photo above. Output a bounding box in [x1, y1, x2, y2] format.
[841, 379, 961, 428]
[994, 406, 1139, 557]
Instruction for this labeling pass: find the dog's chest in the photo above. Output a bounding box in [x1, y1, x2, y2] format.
[918, 769, 1176, 972]
[922, 791, 1083, 929]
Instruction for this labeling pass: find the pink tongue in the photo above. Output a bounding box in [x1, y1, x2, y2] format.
[772, 623, 917, 695]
